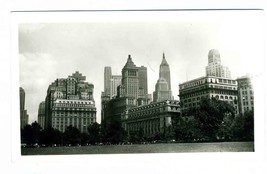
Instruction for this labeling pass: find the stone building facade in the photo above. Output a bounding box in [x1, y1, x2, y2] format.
[179, 76, 238, 114]
[237, 75, 254, 115]
[122, 100, 180, 137]
[44, 71, 96, 133]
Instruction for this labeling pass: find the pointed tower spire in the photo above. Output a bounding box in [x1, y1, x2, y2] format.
[161, 52, 168, 66]
[159, 52, 171, 90]
[123, 54, 136, 68]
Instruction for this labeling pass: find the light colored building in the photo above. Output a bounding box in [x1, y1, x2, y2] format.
[205, 49, 231, 78]
[44, 71, 96, 133]
[110, 75, 122, 99]
[104, 66, 112, 96]
[102, 55, 150, 126]
[38, 101, 45, 129]
[20, 87, 29, 129]
[179, 76, 238, 114]
[121, 55, 140, 99]
[153, 53, 173, 102]
[237, 75, 254, 115]
[122, 100, 180, 137]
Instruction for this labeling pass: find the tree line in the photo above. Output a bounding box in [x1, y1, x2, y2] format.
[172, 97, 254, 142]
[21, 97, 254, 147]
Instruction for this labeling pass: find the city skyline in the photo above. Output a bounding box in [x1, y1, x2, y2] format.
[19, 10, 264, 124]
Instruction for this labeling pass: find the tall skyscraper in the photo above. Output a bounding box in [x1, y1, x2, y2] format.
[104, 66, 112, 96]
[121, 55, 139, 99]
[205, 49, 231, 78]
[38, 101, 45, 129]
[101, 67, 122, 123]
[44, 71, 96, 133]
[138, 66, 148, 95]
[153, 53, 173, 102]
[179, 49, 239, 115]
[159, 53, 171, 90]
[102, 54, 150, 126]
[110, 75, 122, 99]
[237, 75, 254, 115]
[20, 87, 29, 129]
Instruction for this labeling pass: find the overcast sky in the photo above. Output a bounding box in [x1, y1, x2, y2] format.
[18, 10, 264, 124]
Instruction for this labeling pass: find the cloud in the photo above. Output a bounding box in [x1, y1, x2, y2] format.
[20, 53, 58, 123]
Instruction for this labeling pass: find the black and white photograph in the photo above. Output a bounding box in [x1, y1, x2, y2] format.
[1, 3, 266, 174]
[17, 10, 264, 155]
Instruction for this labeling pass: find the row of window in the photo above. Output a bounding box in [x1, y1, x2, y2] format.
[183, 95, 236, 103]
[128, 119, 160, 135]
[53, 107, 96, 111]
[54, 103, 92, 108]
[53, 111, 95, 116]
[52, 119, 94, 124]
[240, 90, 253, 95]
[242, 101, 254, 106]
[182, 78, 236, 89]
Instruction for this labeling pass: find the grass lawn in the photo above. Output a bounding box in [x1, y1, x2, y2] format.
[21, 141, 254, 155]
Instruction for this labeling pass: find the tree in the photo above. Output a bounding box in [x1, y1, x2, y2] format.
[178, 97, 235, 142]
[87, 122, 101, 145]
[102, 121, 127, 144]
[194, 97, 235, 141]
[63, 125, 81, 146]
[40, 126, 63, 146]
[231, 110, 254, 141]
[21, 121, 42, 145]
[243, 110, 254, 141]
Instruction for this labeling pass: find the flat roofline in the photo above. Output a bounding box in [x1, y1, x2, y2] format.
[179, 76, 237, 85]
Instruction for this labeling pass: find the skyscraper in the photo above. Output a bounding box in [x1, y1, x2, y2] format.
[101, 67, 122, 123]
[104, 66, 112, 96]
[153, 53, 173, 102]
[121, 55, 139, 99]
[44, 71, 96, 133]
[237, 75, 254, 115]
[138, 66, 148, 95]
[38, 101, 45, 129]
[205, 49, 231, 78]
[20, 87, 29, 129]
[179, 49, 238, 115]
[160, 53, 171, 90]
[110, 75, 122, 99]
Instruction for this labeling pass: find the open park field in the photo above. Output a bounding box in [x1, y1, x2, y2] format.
[21, 141, 254, 155]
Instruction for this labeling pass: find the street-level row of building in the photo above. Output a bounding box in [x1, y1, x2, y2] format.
[32, 49, 253, 138]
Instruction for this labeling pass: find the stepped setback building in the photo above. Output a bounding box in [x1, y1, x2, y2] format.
[102, 55, 150, 126]
[153, 53, 173, 102]
[205, 49, 231, 78]
[44, 71, 96, 133]
[179, 49, 238, 114]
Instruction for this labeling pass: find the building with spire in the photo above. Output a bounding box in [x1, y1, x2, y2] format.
[102, 55, 150, 126]
[44, 71, 96, 133]
[121, 55, 140, 99]
[153, 53, 173, 102]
